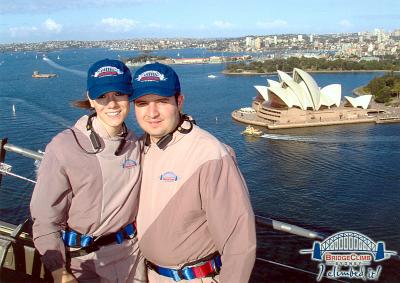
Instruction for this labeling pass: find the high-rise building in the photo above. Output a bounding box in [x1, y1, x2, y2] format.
[255, 37, 262, 50]
[393, 29, 400, 36]
[368, 43, 374, 53]
[245, 36, 254, 47]
[298, 34, 303, 42]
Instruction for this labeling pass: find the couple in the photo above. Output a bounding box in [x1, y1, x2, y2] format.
[30, 59, 256, 283]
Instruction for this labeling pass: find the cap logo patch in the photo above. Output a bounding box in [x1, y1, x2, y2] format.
[94, 66, 123, 78]
[136, 70, 166, 82]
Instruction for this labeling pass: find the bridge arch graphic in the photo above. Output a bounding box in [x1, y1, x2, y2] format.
[311, 231, 386, 261]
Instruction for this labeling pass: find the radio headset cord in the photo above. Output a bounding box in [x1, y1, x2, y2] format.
[144, 113, 196, 150]
[70, 112, 128, 155]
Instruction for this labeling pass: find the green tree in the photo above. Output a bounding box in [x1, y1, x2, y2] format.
[393, 81, 400, 100]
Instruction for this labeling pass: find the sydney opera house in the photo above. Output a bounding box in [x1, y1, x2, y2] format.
[232, 68, 378, 129]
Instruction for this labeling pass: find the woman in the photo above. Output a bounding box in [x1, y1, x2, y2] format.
[30, 59, 145, 282]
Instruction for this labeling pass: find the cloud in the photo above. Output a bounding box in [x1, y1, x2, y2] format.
[339, 19, 353, 28]
[43, 18, 62, 33]
[101, 17, 139, 32]
[256, 20, 288, 29]
[213, 21, 232, 29]
[8, 18, 62, 38]
[197, 24, 207, 30]
[9, 26, 38, 37]
[0, 0, 155, 14]
[148, 23, 173, 29]
[147, 23, 161, 28]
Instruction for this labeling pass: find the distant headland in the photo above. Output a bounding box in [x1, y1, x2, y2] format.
[124, 54, 250, 66]
[224, 57, 400, 75]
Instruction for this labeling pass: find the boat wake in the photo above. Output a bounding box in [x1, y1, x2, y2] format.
[0, 97, 72, 128]
[261, 133, 319, 142]
[43, 57, 86, 77]
[261, 133, 399, 144]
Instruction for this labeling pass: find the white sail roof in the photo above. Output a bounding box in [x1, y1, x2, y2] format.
[293, 68, 322, 110]
[320, 84, 341, 108]
[267, 79, 281, 88]
[277, 70, 307, 110]
[254, 85, 269, 102]
[268, 85, 293, 107]
[253, 68, 370, 111]
[297, 80, 315, 109]
[344, 95, 372, 109]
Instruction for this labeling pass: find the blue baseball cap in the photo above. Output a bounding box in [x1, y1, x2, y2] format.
[87, 59, 133, 100]
[132, 62, 180, 100]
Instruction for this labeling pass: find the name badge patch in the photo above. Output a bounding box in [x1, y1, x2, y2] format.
[122, 159, 137, 169]
[160, 171, 179, 182]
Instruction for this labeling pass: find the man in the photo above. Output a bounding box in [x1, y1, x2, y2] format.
[132, 62, 256, 283]
[31, 59, 146, 282]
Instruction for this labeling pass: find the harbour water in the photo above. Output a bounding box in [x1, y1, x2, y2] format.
[0, 48, 399, 282]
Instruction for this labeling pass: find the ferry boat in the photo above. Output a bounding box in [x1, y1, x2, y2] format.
[32, 70, 57, 79]
[241, 125, 263, 136]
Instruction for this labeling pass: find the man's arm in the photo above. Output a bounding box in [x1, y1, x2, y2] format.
[200, 153, 257, 283]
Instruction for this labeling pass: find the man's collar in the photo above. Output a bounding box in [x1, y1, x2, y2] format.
[144, 119, 194, 150]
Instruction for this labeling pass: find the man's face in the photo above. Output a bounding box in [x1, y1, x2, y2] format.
[134, 94, 184, 142]
[89, 91, 130, 136]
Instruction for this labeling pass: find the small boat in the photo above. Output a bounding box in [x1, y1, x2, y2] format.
[208, 74, 217, 79]
[32, 70, 57, 78]
[241, 126, 263, 136]
[57, 55, 60, 60]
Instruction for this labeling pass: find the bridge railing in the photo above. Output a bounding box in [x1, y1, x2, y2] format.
[0, 138, 43, 185]
[0, 137, 326, 241]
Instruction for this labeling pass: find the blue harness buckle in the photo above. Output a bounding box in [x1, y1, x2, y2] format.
[146, 252, 222, 281]
[62, 222, 136, 250]
[124, 223, 136, 239]
[61, 230, 93, 248]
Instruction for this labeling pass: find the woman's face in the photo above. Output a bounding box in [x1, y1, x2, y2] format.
[89, 91, 130, 136]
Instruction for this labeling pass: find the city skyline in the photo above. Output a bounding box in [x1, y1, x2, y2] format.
[1, 0, 399, 44]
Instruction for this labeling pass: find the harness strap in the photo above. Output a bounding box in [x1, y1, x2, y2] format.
[62, 222, 136, 258]
[61, 230, 93, 248]
[146, 252, 222, 281]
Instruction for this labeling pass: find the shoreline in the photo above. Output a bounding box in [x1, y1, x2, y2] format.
[222, 69, 400, 76]
[352, 85, 400, 107]
[353, 86, 370, 96]
[231, 109, 400, 130]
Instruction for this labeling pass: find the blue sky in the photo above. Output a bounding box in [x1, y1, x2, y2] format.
[0, 0, 399, 43]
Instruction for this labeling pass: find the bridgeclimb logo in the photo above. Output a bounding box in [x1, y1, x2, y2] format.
[300, 231, 397, 281]
[160, 171, 179, 182]
[93, 66, 123, 77]
[136, 70, 166, 82]
[121, 159, 137, 169]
